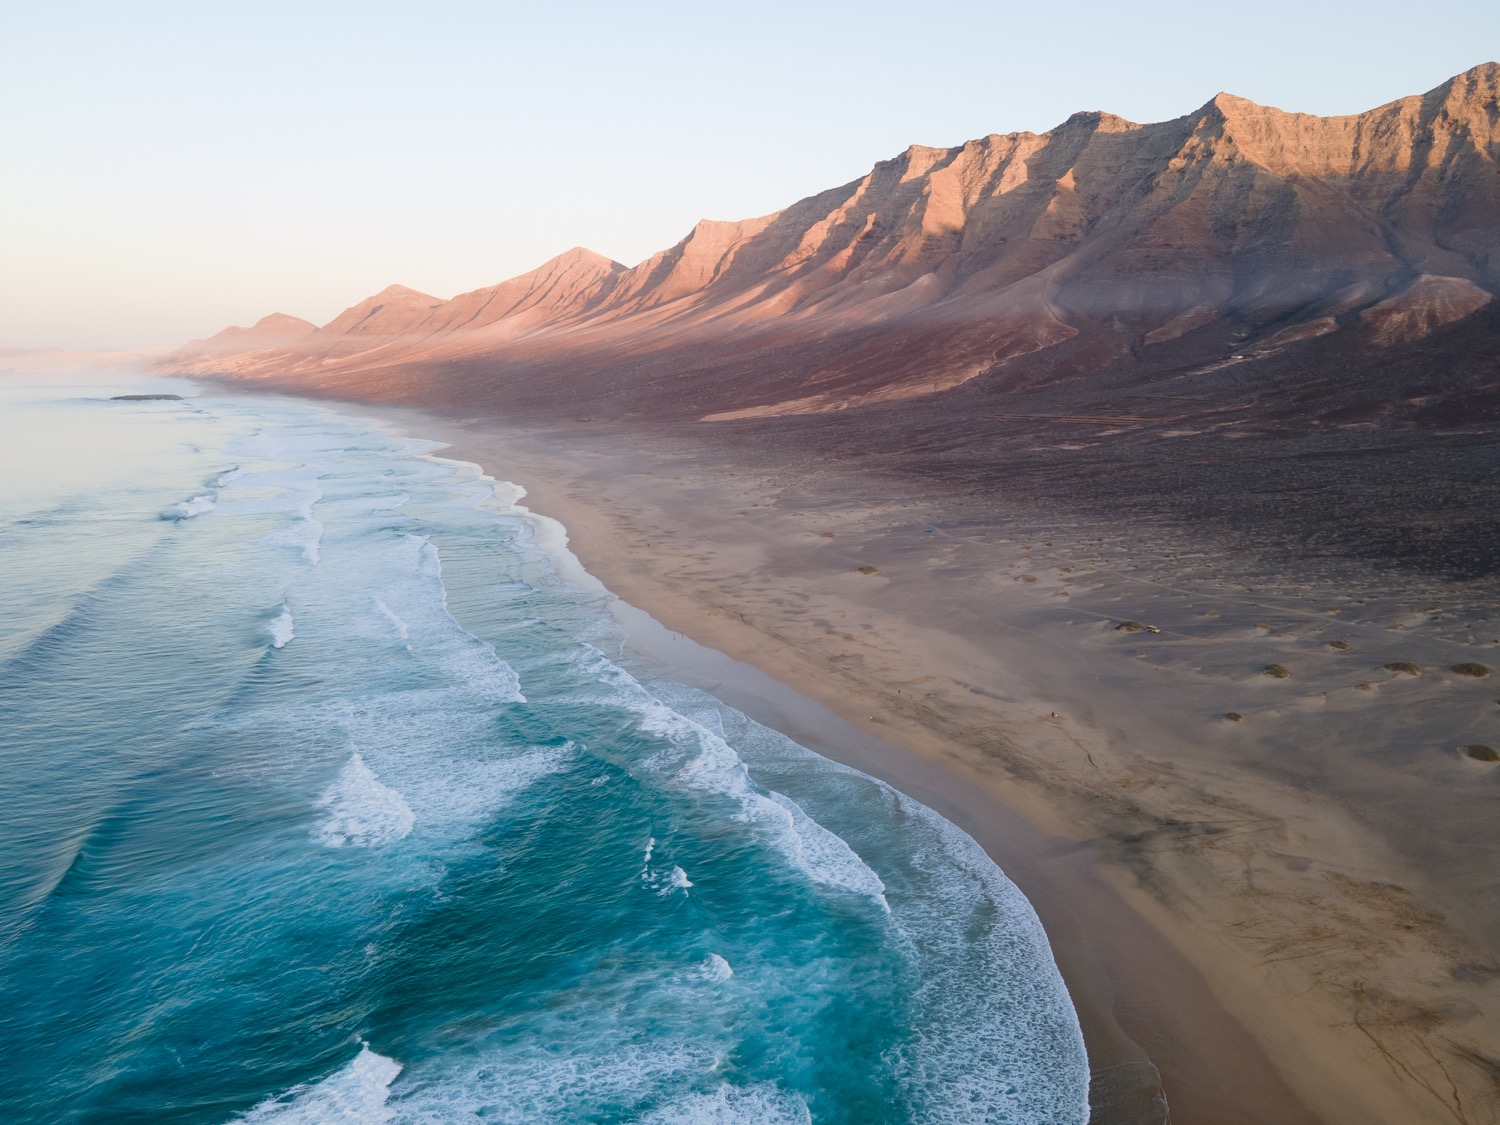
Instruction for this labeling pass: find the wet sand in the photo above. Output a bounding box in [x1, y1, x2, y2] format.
[349, 401, 1500, 1124]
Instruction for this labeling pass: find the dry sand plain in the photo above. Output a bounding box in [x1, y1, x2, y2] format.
[354, 402, 1500, 1124]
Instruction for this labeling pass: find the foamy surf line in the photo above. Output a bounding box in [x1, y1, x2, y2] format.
[313, 753, 415, 849]
[238, 1044, 400, 1123]
[268, 604, 294, 648]
[353, 409, 1089, 1090]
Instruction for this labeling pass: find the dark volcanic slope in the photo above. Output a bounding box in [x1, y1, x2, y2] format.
[160, 65, 1500, 578]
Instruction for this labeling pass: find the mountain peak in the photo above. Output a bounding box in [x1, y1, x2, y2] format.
[552, 246, 624, 272]
[370, 284, 439, 302]
[1207, 91, 1262, 113]
[1190, 90, 1284, 126]
[1437, 60, 1500, 104]
[1058, 109, 1140, 135]
[250, 312, 316, 334]
[318, 284, 445, 338]
[210, 312, 315, 342]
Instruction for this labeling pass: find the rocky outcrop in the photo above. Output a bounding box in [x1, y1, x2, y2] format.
[1359, 275, 1493, 346]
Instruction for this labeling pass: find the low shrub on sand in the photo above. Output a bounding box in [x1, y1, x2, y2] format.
[1224, 712, 1244, 722]
[1384, 661, 1422, 676]
[1463, 744, 1499, 763]
[1263, 664, 1291, 679]
[1326, 640, 1350, 650]
[1451, 662, 1491, 678]
[857, 565, 879, 575]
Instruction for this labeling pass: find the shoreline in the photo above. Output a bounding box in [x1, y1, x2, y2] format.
[444, 434, 1319, 1125]
[369, 403, 1296, 1123]
[249, 390, 1499, 1125]
[505, 498, 1166, 1120]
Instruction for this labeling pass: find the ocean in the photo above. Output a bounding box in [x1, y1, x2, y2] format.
[0, 373, 1088, 1124]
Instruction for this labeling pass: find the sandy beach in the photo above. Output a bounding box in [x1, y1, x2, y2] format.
[339, 399, 1500, 1124]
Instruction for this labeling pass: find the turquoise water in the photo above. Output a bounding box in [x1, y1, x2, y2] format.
[0, 374, 1087, 1124]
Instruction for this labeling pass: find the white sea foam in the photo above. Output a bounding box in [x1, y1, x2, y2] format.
[366, 538, 524, 703]
[313, 754, 415, 848]
[450, 745, 573, 824]
[267, 605, 295, 649]
[264, 517, 324, 565]
[321, 702, 573, 842]
[484, 478, 527, 509]
[636, 703, 760, 805]
[767, 791, 889, 911]
[660, 865, 692, 896]
[638, 1084, 811, 1125]
[883, 785, 1090, 1124]
[695, 953, 733, 982]
[372, 598, 411, 647]
[634, 700, 889, 909]
[294, 490, 320, 521]
[543, 646, 890, 909]
[636, 684, 1087, 1121]
[640, 838, 693, 898]
[238, 1044, 400, 1123]
[437, 644, 524, 703]
[176, 493, 216, 518]
[381, 1043, 715, 1124]
[215, 459, 325, 529]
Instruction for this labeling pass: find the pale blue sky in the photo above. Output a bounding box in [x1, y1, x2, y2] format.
[3, 1, 1494, 348]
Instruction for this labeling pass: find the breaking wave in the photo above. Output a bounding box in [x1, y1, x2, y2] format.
[313, 754, 415, 849]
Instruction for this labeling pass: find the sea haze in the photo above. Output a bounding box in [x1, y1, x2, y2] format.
[0, 376, 1087, 1124]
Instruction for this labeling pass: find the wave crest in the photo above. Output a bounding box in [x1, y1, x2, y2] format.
[238, 1045, 400, 1124]
[267, 605, 294, 649]
[313, 754, 415, 849]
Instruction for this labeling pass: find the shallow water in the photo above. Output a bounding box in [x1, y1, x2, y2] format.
[0, 373, 1087, 1123]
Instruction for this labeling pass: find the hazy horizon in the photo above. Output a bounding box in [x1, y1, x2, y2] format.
[4, 0, 1495, 350]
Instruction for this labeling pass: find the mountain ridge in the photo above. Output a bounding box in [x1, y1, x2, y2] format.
[158, 63, 1500, 426]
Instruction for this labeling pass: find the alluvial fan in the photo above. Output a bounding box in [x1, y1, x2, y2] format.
[0, 374, 1088, 1124]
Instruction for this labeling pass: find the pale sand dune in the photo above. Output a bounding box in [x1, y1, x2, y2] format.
[361, 405, 1500, 1125]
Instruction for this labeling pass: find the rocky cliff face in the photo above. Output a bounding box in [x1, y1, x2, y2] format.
[159, 64, 1499, 423]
